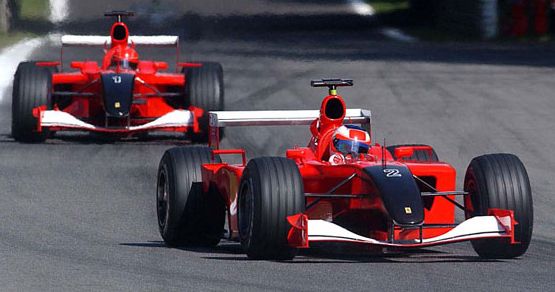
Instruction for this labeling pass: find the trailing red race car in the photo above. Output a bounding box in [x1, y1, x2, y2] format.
[11, 11, 223, 142]
[156, 79, 533, 260]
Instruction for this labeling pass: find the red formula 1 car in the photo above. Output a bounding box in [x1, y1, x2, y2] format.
[11, 11, 223, 143]
[156, 79, 533, 260]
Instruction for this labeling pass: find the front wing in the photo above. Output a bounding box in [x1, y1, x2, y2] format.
[33, 107, 197, 134]
[287, 209, 516, 248]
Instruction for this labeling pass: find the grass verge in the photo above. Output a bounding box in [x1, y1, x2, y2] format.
[0, 0, 47, 50]
[367, 0, 409, 14]
[19, 0, 50, 20]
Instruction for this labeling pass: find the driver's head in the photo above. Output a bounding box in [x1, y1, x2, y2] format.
[111, 47, 139, 69]
[331, 125, 371, 156]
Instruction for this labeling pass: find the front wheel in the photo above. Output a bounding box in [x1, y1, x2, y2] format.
[238, 157, 305, 260]
[464, 153, 533, 259]
[157, 146, 225, 247]
[11, 62, 54, 142]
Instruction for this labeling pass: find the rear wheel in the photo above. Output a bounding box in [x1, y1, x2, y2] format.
[238, 157, 305, 260]
[183, 62, 224, 143]
[157, 146, 225, 247]
[11, 62, 55, 142]
[387, 144, 439, 162]
[464, 153, 533, 258]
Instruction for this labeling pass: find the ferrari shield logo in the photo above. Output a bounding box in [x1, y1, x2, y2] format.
[114, 102, 121, 109]
[404, 207, 412, 214]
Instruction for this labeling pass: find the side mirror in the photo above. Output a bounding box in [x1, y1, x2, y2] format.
[286, 149, 305, 160]
[70, 61, 99, 74]
[154, 62, 168, 70]
[394, 147, 414, 160]
[70, 61, 84, 69]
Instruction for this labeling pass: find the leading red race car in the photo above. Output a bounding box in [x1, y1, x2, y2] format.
[156, 79, 533, 260]
[11, 11, 223, 142]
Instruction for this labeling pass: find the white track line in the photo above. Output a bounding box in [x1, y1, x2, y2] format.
[49, 0, 69, 23]
[0, 38, 46, 102]
[348, 0, 375, 16]
[347, 0, 417, 42]
[0, 0, 67, 102]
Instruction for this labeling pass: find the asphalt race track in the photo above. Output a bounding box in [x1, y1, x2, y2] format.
[1, 1, 554, 290]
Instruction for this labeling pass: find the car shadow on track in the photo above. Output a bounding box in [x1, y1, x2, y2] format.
[120, 240, 246, 255]
[120, 240, 503, 263]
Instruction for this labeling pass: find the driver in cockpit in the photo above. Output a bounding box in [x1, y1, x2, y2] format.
[329, 125, 371, 165]
[108, 47, 139, 70]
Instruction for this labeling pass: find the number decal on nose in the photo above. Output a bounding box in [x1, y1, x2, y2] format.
[383, 168, 402, 177]
[112, 75, 122, 84]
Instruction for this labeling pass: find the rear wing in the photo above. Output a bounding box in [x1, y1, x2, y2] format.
[208, 109, 371, 148]
[58, 35, 181, 71]
[61, 35, 179, 47]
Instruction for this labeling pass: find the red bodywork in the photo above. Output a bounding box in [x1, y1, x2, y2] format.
[199, 92, 515, 249]
[34, 19, 202, 136]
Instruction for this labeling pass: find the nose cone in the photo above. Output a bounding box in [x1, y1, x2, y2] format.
[363, 165, 424, 225]
[101, 73, 135, 117]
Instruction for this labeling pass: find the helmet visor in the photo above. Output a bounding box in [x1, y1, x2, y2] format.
[333, 138, 369, 155]
[110, 59, 137, 70]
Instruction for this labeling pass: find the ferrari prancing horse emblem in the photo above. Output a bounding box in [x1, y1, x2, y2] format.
[404, 207, 412, 214]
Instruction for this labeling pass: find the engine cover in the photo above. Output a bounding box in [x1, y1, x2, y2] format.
[363, 165, 424, 225]
[101, 73, 135, 117]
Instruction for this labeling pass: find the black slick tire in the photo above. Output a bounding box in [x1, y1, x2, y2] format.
[11, 62, 55, 142]
[183, 62, 224, 143]
[238, 157, 305, 260]
[464, 153, 533, 259]
[157, 146, 225, 247]
[387, 144, 439, 162]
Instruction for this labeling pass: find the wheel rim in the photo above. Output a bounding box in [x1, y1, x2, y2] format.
[238, 180, 254, 246]
[464, 175, 477, 219]
[157, 168, 169, 229]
